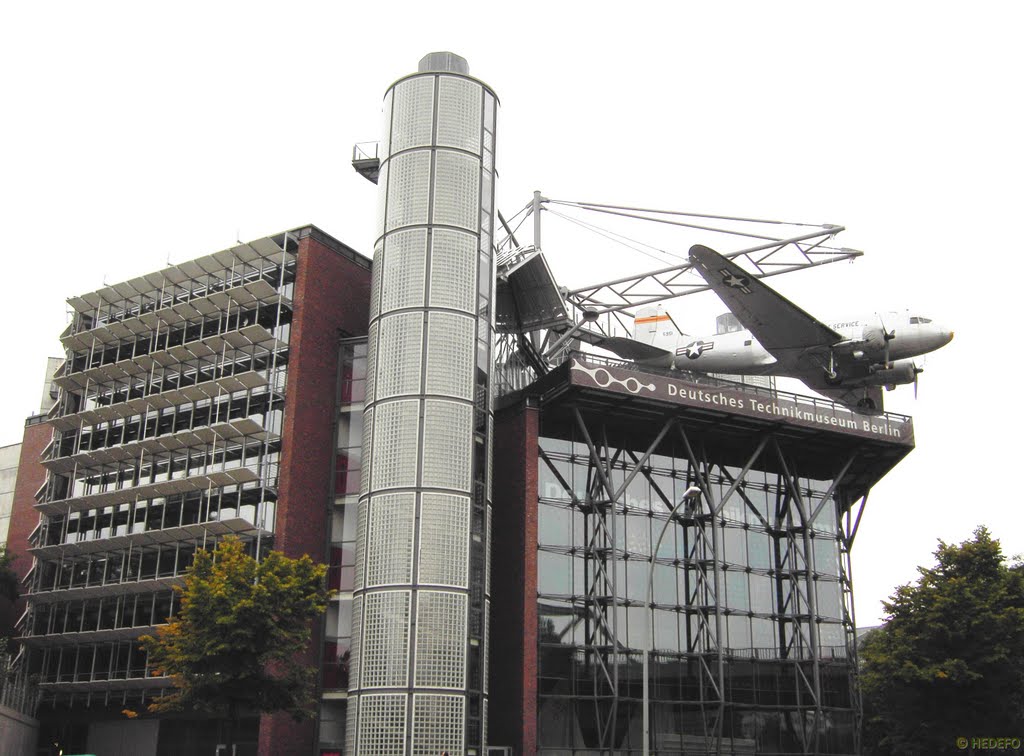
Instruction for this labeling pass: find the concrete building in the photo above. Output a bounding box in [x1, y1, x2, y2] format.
[0, 443, 21, 557]
[17, 226, 370, 755]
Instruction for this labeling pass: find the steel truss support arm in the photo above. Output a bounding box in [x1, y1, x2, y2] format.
[772, 438, 826, 755]
[566, 227, 859, 316]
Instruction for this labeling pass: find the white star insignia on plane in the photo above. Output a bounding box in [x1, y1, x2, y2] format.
[677, 340, 714, 359]
[719, 269, 751, 294]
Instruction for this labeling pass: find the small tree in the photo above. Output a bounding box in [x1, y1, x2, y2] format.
[0, 546, 19, 644]
[860, 527, 1024, 755]
[0, 546, 18, 603]
[140, 537, 328, 749]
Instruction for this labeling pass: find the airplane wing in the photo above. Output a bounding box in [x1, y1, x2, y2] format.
[688, 245, 842, 369]
[570, 329, 672, 361]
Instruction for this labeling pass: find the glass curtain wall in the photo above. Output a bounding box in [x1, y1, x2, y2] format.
[536, 432, 856, 755]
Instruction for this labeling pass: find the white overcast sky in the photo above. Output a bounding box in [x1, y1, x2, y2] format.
[1, 2, 1021, 624]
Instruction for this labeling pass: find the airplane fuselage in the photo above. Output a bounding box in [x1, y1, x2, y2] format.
[646, 311, 952, 384]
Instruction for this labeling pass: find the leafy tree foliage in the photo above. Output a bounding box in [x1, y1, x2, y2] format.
[0, 545, 18, 603]
[860, 527, 1024, 755]
[140, 537, 328, 746]
[0, 546, 19, 643]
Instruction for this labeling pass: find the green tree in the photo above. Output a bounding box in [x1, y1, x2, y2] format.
[0, 546, 19, 644]
[139, 537, 328, 749]
[0, 545, 18, 603]
[860, 527, 1024, 755]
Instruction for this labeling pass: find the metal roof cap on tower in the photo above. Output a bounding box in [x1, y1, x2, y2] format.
[418, 51, 470, 74]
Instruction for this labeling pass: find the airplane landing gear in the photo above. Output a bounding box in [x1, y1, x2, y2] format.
[824, 351, 841, 385]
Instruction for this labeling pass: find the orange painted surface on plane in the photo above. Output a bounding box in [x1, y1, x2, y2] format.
[634, 315, 670, 324]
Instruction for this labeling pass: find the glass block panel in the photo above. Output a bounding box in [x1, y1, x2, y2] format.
[353, 501, 367, 591]
[375, 313, 424, 399]
[485, 504, 492, 596]
[414, 590, 467, 688]
[482, 698, 488, 750]
[364, 321, 378, 405]
[484, 91, 496, 133]
[436, 76, 482, 154]
[481, 168, 493, 215]
[360, 408, 373, 498]
[411, 693, 465, 756]
[429, 229, 476, 314]
[375, 161, 388, 242]
[433, 151, 480, 231]
[386, 150, 432, 232]
[483, 598, 490, 694]
[349, 595, 362, 690]
[422, 400, 472, 492]
[361, 591, 411, 688]
[344, 696, 358, 756]
[370, 400, 419, 490]
[366, 493, 416, 587]
[390, 75, 435, 153]
[418, 493, 470, 588]
[357, 692, 407, 756]
[380, 228, 428, 313]
[380, 89, 394, 160]
[486, 420, 494, 501]
[425, 313, 474, 400]
[370, 242, 383, 321]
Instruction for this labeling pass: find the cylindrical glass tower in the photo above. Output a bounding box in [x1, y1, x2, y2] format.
[347, 52, 496, 756]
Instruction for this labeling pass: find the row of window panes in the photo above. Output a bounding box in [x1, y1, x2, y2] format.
[335, 408, 363, 496]
[540, 441, 836, 510]
[323, 595, 354, 689]
[31, 641, 157, 684]
[328, 503, 357, 591]
[59, 347, 286, 417]
[27, 590, 175, 636]
[540, 463, 837, 527]
[537, 600, 849, 658]
[537, 502, 841, 576]
[536, 693, 855, 751]
[55, 390, 283, 459]
[539, 454, 839, 533]
[36, 482, 273, 548]
[31, 542, 198, 594]
[339, 342, 368, 404]
[67, 304, 291, 375]
[537, 646, 856, 698]
[536, 548, 844, 616]
[74, 258, 295, 332]
[60, 442, 280, 500]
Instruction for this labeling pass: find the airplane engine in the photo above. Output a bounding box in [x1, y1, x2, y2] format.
[863, 325, 893, 353]
[866, 359, 917, 386]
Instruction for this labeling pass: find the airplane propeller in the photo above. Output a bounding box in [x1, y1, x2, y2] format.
[878, 314, 896, 368]
[912, 360, 924, 399]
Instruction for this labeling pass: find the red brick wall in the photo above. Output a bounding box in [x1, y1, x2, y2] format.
[258, 232, 370, 756]
[489, 398, 539, 755]
[8, 422, 52, 586]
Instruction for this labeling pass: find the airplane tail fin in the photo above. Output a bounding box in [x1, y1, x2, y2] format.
[633, 306, 682, 348]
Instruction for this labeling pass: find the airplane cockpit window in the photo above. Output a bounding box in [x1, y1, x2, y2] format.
[716, 312, 743, 335]
[909, 316, 932, 324]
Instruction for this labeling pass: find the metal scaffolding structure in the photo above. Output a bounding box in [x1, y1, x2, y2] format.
[21, 231, 299, 711]
[493, 195, 863, 397]
[536, 405, 867, 755]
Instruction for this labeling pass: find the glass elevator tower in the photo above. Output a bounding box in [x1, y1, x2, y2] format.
[347, 52, 497, 756]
